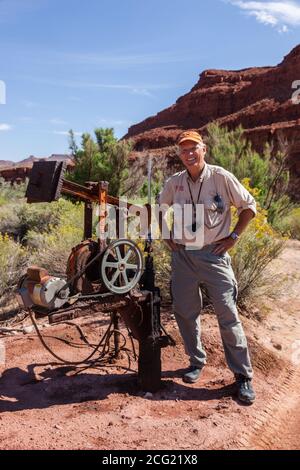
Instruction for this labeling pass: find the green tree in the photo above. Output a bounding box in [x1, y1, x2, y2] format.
[66, 128, 132, 197]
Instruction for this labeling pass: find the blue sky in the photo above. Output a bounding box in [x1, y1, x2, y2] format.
[0, 0, 300, 162]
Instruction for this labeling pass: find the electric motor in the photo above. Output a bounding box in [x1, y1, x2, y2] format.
[17, 266, 70, 311]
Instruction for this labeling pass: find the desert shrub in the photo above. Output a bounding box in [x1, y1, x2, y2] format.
[0, 202, 62, 241]
[0, 204, 22, 238]
[273, 207, 300, 240]
[27, 200, 84, 276]
[0, 234, 29, 299]
[0, 178, 28, 206]
[0, 197, 81, 243]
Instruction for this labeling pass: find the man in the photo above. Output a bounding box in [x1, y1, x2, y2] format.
[157, 130, 256, 404]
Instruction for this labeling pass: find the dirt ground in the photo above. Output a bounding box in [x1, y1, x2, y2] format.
[0, 241, 300, 450]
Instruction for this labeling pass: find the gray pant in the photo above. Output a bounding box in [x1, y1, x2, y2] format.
[171, 243, 253, 378]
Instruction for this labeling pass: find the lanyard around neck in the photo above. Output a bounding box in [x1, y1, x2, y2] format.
[186, 178, 205, 232]
[187, 178, 204, 213]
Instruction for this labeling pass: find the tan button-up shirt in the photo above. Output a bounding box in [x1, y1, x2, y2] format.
[157, 163, 256, 247]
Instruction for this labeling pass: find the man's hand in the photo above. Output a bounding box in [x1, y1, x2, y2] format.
[212, 236, 237, 255]
[213, 209, 254, 255]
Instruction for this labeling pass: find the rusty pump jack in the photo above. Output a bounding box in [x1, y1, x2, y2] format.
[17, 160, 175, 393]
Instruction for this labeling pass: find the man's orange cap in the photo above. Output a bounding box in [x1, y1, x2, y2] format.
[177, 130, 203, 146]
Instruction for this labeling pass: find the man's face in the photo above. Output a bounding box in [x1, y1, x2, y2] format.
[178, 139, 206, 171]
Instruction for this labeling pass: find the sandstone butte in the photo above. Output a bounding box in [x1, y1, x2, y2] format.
[124, 44, 300, 201]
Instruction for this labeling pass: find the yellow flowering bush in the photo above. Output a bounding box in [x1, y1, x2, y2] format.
[230, 178, 286, 303]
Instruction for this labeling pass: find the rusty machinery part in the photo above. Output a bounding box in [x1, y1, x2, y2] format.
[117, 289, 175, 392]
[66, 239, 104, 295]
[65, 238, 144, 296]
[25, 160, 66, 203]
[101, 239, 144, 294]
[17, 267, 70, 311]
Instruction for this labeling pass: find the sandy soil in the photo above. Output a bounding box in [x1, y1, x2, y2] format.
[0, 241, 299, 450]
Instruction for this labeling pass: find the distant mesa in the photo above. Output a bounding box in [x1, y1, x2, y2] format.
[0, 160, 13, 167]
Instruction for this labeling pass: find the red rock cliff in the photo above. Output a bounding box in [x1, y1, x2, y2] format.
[125, 45, 300, 199]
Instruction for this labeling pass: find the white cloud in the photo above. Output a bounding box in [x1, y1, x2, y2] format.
[227, 1, 300, 32]
[0, 123, 12, 131]
[131, 88, 155, 98]
[20, 75, 173, 99]
[48, 51, 198, 68]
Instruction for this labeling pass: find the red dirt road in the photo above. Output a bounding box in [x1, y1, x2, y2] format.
[0, 241, 299, 450]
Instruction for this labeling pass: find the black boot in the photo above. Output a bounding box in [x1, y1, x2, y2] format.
[235, 374, 255, 404]
[183, 366, 203, 384]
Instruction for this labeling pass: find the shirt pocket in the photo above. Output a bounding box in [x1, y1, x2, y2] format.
[203, 197, 227, 229]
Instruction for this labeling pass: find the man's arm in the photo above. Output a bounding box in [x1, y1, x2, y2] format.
[232, 208, 255, 236]
[213, 171, 257, 255]
[213, 208, 255, 255]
